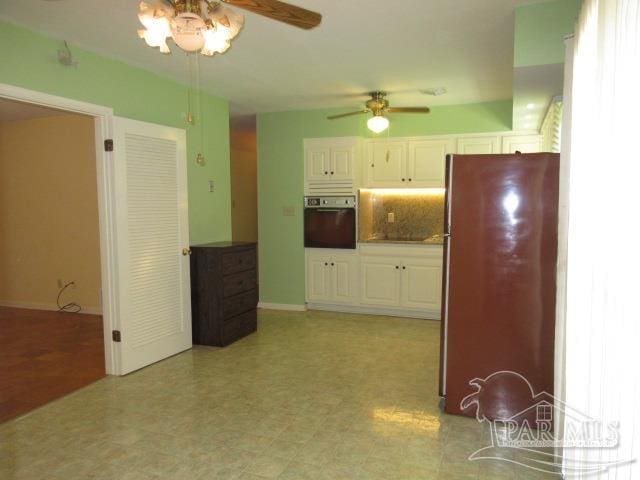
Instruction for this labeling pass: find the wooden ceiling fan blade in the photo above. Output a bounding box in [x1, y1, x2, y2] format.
[327, 110, 370, 120]
[387, 107, 431, 114]
[224, 0, 322, 29]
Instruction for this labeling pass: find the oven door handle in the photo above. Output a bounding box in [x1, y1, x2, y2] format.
[313, 209, 344, 212]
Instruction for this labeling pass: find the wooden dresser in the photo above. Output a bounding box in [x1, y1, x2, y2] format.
[190, 242, 258, 346]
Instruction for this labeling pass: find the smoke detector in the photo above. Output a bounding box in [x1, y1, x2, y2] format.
[420, 87, 447, 96]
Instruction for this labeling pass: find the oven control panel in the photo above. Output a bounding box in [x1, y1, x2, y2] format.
[304, 196, 356, 208]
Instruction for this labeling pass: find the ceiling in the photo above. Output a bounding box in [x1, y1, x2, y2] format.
[0, 97, 70, 121]
[0, 0, 548, 117]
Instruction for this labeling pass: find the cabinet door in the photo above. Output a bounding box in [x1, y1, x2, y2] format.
[330, 147, 354, 180]
[330, 253, 358, 303]
[456, 136, 500, 154]
[365, 142, 407, 187]
[360, 256, 401, 307]
[407, 139, 453, 187]
[306, 254, 331, 302]
[501, 135, 542, 153]
[305, 147, 330, 181]
[400, 258, 442, 311]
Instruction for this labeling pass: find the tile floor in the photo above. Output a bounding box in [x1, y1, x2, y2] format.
[0, 309, 558, 479]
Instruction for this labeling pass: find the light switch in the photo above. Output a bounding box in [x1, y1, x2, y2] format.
[208, 180, 214, 192]
[387, 212, 395, 223]
[282, 206, 295, 217]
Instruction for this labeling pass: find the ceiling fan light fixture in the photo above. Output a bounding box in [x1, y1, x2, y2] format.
[367, 115, 390, 134]
[137, 2, 172, 51]
[202, 27, 231, 56]
[207, 4, 245, 39]
[171, 12, 206, 52]
[137, 0, 319, 57]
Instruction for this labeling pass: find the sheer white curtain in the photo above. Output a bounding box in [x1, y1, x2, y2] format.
[560, 0, 640, 478]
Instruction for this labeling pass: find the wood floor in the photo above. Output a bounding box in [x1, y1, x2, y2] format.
[0, 307, 105, 423]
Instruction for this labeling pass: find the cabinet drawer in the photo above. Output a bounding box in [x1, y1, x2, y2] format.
[222, 309, 257, 346]
[222, 249, 256, 275]
[223, 289, 258, 318]
[223, 269, 257, 298]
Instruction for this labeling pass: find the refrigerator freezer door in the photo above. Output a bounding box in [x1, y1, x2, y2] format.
[441, 153, 559, 423]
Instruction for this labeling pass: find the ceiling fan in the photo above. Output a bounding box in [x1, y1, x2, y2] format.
[327, 92, 431, 133]
[137, 0, 321, 56]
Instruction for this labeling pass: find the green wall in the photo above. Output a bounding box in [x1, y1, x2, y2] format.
[0, 21, 231, 244]
[514, 0, 582, 67]
[257, 100, 513, 305]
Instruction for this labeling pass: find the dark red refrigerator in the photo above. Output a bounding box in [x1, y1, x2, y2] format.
[439, 153, 559, 422]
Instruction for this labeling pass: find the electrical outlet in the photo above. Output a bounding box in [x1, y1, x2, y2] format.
[387, 212, 395, 223]
[208, 180, 215, 192]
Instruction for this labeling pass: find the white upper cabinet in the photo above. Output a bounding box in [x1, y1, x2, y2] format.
[456, 136, 500, 154]
[501, 134, 542, 153]
[304, 138, 359, 194]
[305, 146, 331, 181]
[365, 141, 407, 187]
[330, 146, 354, 180]
[407, 139, 453, 187]
[365, 138, 451, 188]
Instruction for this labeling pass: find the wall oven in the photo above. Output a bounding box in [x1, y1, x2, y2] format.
[304, 196, 356, 249]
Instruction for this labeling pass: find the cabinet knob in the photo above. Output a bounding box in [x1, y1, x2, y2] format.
[395, 265, 399, 269]
[324, 171, 328, 175]
[402, 266, 406, 270]
[401, 178, 405, 182]
[331, 263, 335, 266]
[330, 171, 334, 175]
[325, 262, 328, 266]
[408, 178, 412, 182]
[182, 248, 192, 256]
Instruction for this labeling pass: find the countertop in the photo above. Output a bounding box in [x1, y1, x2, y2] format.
[359, 237, 444, 246]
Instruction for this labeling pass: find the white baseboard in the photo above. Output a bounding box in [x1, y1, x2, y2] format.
[0, 300, 103, 315]
[258, 302, 308, 312]
[306, 302, 441, 321]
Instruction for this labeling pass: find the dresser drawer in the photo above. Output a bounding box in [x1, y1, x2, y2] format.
[223, 269, 257, 298]
[223, 289, 258, 318]
[222, 249, 256, 275]
[222, 309, 257, 346]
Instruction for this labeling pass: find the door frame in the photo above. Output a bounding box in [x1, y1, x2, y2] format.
[0, 83, 120, 374]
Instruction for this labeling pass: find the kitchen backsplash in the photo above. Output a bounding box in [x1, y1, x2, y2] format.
[359, 189, 445, 242]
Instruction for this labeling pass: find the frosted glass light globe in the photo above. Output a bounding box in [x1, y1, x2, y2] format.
[171, 13, 206, 52]
[367, 115, 390, 133]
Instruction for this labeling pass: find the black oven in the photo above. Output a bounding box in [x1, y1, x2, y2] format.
[304, 196, 356, 249]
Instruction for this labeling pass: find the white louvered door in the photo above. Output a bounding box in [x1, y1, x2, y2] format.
[112, 117, 191, 375]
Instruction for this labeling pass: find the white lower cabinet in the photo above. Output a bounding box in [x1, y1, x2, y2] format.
[360, 256, 402, 307]
[400, 258, 443, 310]
[306, 250, 358, 304]
[306, 245, 443, 319]
[306, 254, 332, 302]
[360, 254, 442, 312]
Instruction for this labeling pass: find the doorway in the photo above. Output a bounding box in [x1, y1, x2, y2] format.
[0, 98, 105, 422]
[0, 83, 193, 419]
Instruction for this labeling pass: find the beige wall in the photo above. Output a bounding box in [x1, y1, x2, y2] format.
[0, 114, 101, 312]
[230, 116, 258, 242]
